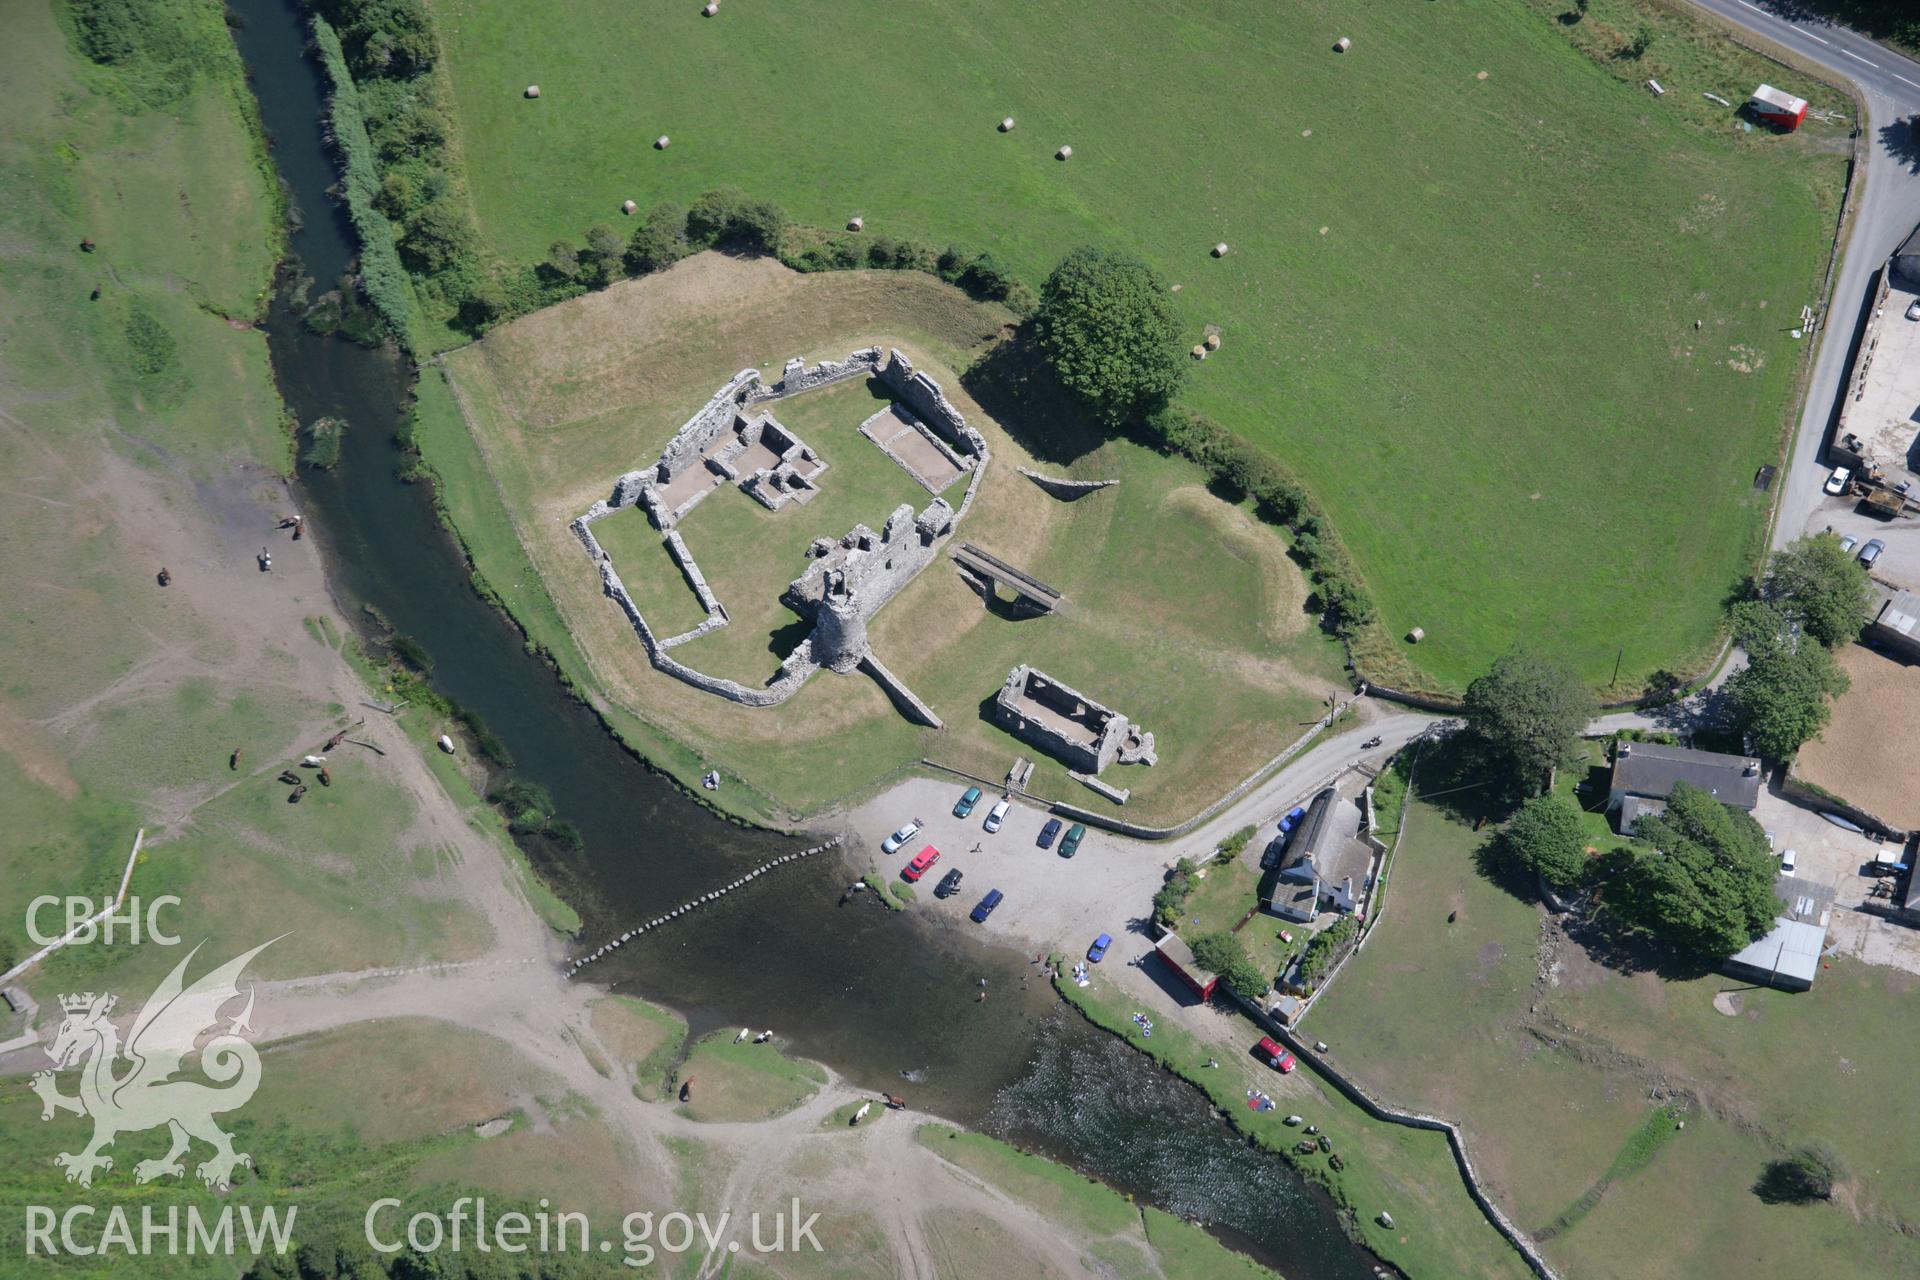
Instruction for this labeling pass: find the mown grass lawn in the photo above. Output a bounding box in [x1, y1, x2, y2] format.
[430, 0, 1846, 691]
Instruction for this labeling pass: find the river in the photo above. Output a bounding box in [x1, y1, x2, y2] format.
[225, 1, 1382, 1274]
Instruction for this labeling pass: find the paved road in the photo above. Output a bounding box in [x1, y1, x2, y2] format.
[1682, 0, 1920, 556]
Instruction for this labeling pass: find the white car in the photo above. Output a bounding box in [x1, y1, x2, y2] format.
[984, 798, 1011, 833]
[1839, 533, 1858, 554]
[881, 819, 922, 854]
[1906, 299, 1920, 321]
[1779, 848, 1797, 876]
[1824, 466, 1851, 496]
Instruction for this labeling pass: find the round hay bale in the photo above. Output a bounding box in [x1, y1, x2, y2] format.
[1056, 144, 1073, 160]
[1191, 345, 1208, 360]
[1476, 70, 1490, 81]
[1334, 36, 1352, 52]
[703, 1, 718, 13]
[622, 199, 638, 215]
[1407, 626, 1426, 643]
[1302, 128, 1313, 137]
[524, 85, 541, 99]
[999, 116, 1016, 132]
[1204, 333, 1221, 350]
[654, 135, 671, 150]
[1212, 242, 1229, 258]
[847, 215, 864, 232]
[1169, 283, 1183, 293]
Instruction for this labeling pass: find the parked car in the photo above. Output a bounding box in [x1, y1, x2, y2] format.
[1087, 932, 1112, 963]
[934, 868, 964, 899]
[1278, 805, 1307, 834]
[1779, 848, 1798, 876]
[984, 797, 1011, 833]
[1253, 1037, 1297, 1073]
[1058, 823, 1086, 858]
[1859, 538, 1885, 567]
[1825, 465, 1852, 495]
[1037, 818, 1063, 849]
[881, 819, 922, 854]
[902, 845, 942, 882]
[953, 786, 982, 818]
[969, 889, 1004, 923]
[1839, 532, 1859, 554]
[1907, 298, 1920, 321]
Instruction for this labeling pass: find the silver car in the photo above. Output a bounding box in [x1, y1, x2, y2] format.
[1859, 538, 1885, 567]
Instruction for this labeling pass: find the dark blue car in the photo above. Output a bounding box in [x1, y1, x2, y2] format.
[1037, 818, 1063, 849]
[970, 889, 1003, 923]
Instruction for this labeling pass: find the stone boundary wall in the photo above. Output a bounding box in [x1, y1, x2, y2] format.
[1018, 468, 1119, 498]
[858, 655, 944, 729]
[597, 558, 818, 706]
[769, 346, 883, 398]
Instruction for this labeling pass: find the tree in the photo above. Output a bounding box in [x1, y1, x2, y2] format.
[1724, 611, 1849, 761]
[1033, 246, 1186, 425]
[1615, 781, 1779, 957]
[398, 200, 476, 274]
[542, 239, 580, 282]
[626, 201, 690, 274]
[1503, 793, 1590, 890]
[1766, 533, 1871, 649]
[1152, 857, 1200, 928]
[1754, 1143, 1844, 1204]
[1188, 930, 1268, 1000]
[1462, 648, 1596, 796]
[582, 223, 626, 287]
[1625, 25, 1655, 58]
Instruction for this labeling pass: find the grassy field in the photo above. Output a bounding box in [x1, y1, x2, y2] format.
[1052, 965, 1538, 1279]
[428, 254, 1347, 823]
[1309, 741, 1920, 1279]
[427, 0, 1848, 691]
[673, 1031, 827, 1123]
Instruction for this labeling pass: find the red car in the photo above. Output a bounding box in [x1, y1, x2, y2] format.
[902, 845, 942, 882]
[1254, 1037, 1296, 1073]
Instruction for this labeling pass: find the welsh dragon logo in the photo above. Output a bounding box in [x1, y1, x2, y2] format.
[32, 939, 277, 1190]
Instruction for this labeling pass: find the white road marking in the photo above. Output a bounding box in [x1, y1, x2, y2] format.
[1843, 49, 1879, 67]
[1803, 32, 1830, 46]
[1896, 74, 1920, 90]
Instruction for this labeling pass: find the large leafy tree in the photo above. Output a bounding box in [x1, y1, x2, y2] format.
[1189, 930, 1268, 1000]
[1462, 648, 1596, 796]
[1504, 793, 1590, 890]
[1034, 247, 1186, 425]
[1766, 533, 1871, 649]
[1725, 603, 1849, 760]
[1616, 782, 1779, 957]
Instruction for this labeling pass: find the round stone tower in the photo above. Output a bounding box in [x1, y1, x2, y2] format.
[811, 579, 868, 674]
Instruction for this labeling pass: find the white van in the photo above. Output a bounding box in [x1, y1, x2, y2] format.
[1779, 848, 1798, 876]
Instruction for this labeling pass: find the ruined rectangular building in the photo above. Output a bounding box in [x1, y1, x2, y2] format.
[991, 665, 1155, 775]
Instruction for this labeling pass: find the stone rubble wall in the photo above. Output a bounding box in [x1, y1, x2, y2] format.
[598, 558, 818, 705]
[663, 529, 724, 617]
[992, 663, 1151, 776]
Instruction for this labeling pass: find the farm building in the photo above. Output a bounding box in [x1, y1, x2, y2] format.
[1153, 930, 1219, 1001]
[1867, 590, 1920, 662]
[1259, 787, 1371, 922]
[1747, 84, 1808, 131]
[1608, 740, 1762, 832]
[1722, 875, 1832, 992]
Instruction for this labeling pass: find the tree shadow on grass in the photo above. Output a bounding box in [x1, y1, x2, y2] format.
[1408, 732, 1514, 829]
[959, 328, 1109, 466]
[1472, 833, 1547, 908]
[1560, 907, 1720, 982]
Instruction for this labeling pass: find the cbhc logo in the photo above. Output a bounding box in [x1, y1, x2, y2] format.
[25, 896, 182, 947]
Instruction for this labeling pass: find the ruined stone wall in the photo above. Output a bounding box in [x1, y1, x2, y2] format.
[785, 499, 954, 626]
[769, 346, 884, 397]
[655, 368, 762, 482]
[597, 558, 817, 706]
[992, 664, 1150, 775]
[878, 349, 986, 458]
